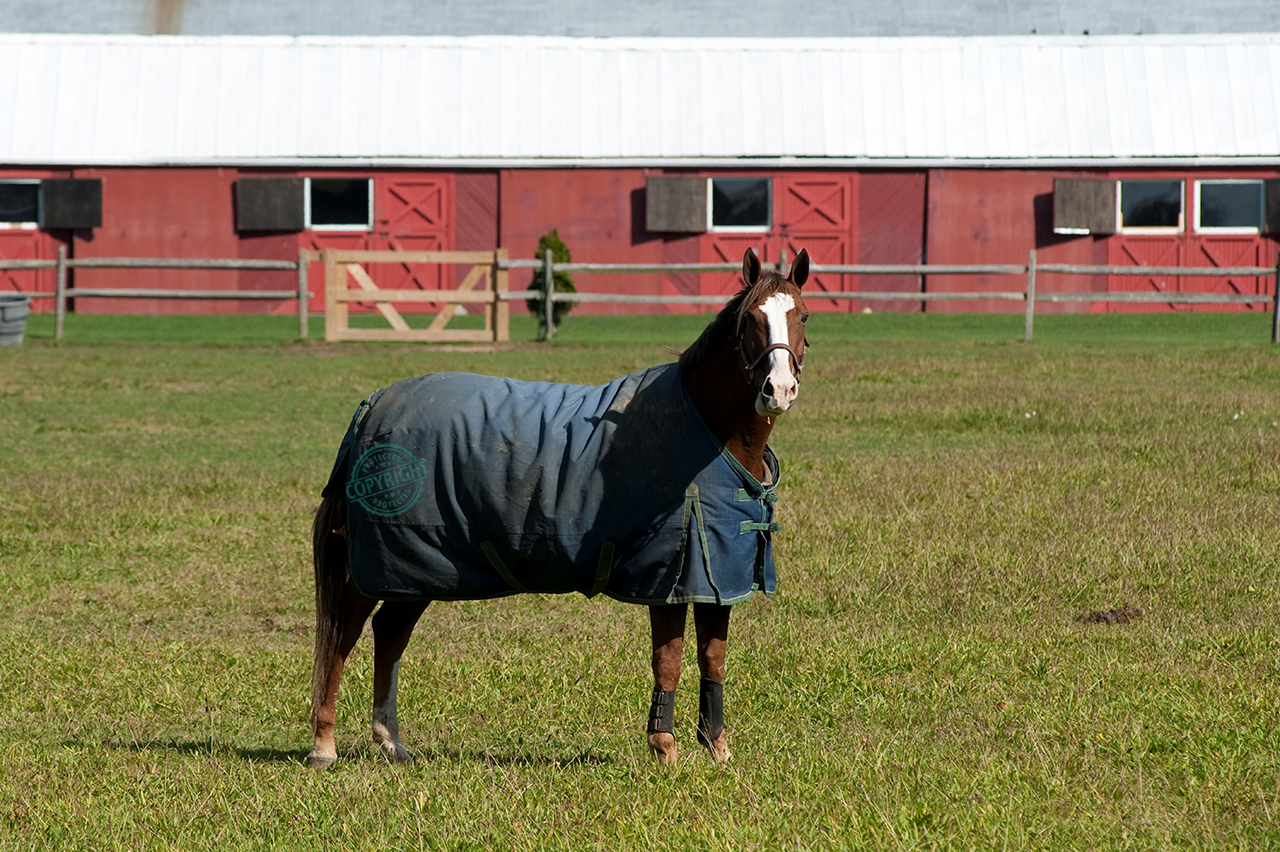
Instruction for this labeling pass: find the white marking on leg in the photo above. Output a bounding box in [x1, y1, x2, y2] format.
[756, 292, 798, 415]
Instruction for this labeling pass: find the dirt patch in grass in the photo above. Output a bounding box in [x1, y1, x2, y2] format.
[1075, 603, 1145, 625]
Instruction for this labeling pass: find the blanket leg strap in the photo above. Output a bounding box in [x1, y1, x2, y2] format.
[696, 678, 724, 746]
[480, 541, 530, 593]
[647, 689, 676, 735]
[589, 541, 614, 598]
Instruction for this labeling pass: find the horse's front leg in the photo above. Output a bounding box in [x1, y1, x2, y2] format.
[647, 604, 687, 764]
[693, 602, 732, 762]
[371, 599, 430, 763]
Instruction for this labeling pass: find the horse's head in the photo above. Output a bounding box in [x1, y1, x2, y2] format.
[737, 248, 809, 417]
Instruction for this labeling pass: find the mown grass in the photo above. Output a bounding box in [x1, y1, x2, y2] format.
[2, 312, 1279, 850]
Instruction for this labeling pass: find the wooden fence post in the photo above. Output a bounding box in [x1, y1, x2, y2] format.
[1272, 258, 1279, 345]
[323, 250, 339, 342]
[1269, 255, 1280, 345]
[543, 248, 555, 341]
[54, 245, 67, 342]
[1024, 248, 1037, 343]
[297, 248, 309, 341]
[494, 249, 509, 343]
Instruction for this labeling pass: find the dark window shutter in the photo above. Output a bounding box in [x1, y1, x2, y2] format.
[236, 178, 305, 231]
[646, 176, 707, 233]
[40, 179, 102, 229]
[1265, 179, 1280, 234]
[1053, 178, 1116, 235]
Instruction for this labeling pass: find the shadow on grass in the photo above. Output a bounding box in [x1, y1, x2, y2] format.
[344, 741, 617, 768]
[76, 738, 617, 768]
[71, 738, 308, 764]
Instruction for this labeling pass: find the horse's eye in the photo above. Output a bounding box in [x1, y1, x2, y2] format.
[800, 313, 810, 324]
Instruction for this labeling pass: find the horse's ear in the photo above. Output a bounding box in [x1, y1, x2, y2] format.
[742, 248, 761, 286]
[789, 248, 810, 288]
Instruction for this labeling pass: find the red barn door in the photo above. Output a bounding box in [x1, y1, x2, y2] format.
[778, 175, 856, 312]
[0, 229, 57, 312]
[1108, 237, 1183, 312]
[701, 234, 773, 299]
[374, 176, 454, 296]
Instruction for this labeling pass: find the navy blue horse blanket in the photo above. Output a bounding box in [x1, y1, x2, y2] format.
[324, 361, 780, 605]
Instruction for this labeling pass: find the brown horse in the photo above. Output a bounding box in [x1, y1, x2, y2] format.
[306, 247, 810, 768]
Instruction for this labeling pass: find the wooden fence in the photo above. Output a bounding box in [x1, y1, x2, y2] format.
[1, 248, 1277, 343]
[0, 247, 309, 341]
[511, 249, 1280, 344]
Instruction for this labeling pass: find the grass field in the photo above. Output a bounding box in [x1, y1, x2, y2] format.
[2, 311, 1279, 850]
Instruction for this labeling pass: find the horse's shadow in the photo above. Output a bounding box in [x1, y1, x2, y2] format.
[71, 739, 306, 764]
[76, 738, 615, 767]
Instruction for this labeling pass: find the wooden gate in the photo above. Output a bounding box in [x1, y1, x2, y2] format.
[320, 249, 509, 343]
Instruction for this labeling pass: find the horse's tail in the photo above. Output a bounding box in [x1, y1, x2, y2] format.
[310, 487, 349, 724]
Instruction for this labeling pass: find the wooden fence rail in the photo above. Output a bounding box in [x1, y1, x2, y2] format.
[1, 248, 1277, 343]
[509, 250, 1280, 344]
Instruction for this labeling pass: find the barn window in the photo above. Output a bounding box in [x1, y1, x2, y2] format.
[710, 177, 771, 230]
[1118, 179, 1184, 231]
[306, 178, 373, 230]
[0, 181, 39, 228]
[1195, 180, 1264, 233]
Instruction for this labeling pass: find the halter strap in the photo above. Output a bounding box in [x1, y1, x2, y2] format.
[740, 341, 804, 377]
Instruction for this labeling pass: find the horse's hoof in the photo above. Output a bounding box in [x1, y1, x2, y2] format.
[701, 732, 732, 763]
[647, 732, 678, 765]
[305, 751, 337, 770]
[378, 741, 416, 764]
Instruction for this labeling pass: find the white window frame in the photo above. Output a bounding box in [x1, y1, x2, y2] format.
[0, 179, 40, 230]
[707, 177, 772, 233]
[304, 177, 374, 232]
[1117, 179, 1185, 234]
[1194, 179, 1264, 235]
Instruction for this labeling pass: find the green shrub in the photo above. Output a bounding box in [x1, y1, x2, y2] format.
[525, 229, 577, 339]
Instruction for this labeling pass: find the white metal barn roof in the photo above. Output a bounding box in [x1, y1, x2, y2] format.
[1, 33, 1278, 167]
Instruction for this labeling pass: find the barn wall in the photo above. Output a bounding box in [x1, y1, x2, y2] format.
[859, 171, 927, 313]
[6, 164, 1276, 318]
[925, 169, 1108, 313]
[498, 169, 872, 315]
[500, 168, 669, 314]
[69, 168, 249, 314]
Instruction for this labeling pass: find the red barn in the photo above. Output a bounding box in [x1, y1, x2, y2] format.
[1, 34, 1278, 315]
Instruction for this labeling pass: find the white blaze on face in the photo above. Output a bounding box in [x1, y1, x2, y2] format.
[756, 292, 798, 416]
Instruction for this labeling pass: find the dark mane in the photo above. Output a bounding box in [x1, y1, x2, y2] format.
[677, 271, 792, 374]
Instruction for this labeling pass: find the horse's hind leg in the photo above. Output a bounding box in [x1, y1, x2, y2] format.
[693, 603, 732, 763]
[647, 604, 687, 764]
[307, 580, 377, 769]
[371, 599, 430, 763]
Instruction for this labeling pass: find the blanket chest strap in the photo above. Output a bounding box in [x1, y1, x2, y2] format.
[739, 521, 783, 534]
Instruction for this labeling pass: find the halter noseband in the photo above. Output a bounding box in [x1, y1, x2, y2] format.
[736, 332, 807, 391]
